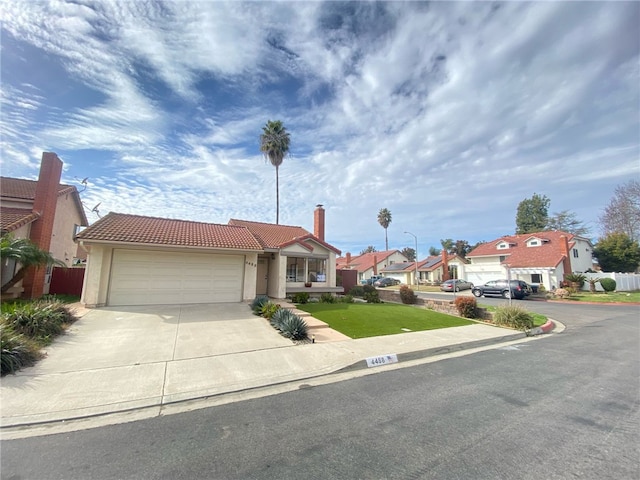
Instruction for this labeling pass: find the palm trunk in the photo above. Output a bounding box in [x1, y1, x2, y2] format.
[1, 267, 27, 294]
[385, 228, 388, 251]
[275, 165, 279, 225]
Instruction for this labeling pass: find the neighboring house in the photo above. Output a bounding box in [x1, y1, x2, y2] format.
[417, 252, 468, 284]
[380, 261, 417, 285]
[1, 152, 88, 298]
[76, 205, 341, 307]
[336, 250, 409, 283]
[464, 231, 594, 289]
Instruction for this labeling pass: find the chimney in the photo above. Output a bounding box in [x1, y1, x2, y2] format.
[560, 235, 572, 279]
[346, 252, 351, 265]
[314, 204, 325, 242]
[441, 249, 450, 281]
[22, 152, 63, 299]
[373, 255, 378, 275]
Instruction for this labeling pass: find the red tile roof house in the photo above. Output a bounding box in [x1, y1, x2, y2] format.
[463, 231, 594, 290]
[336, 250, 409, 284]
[416, 252, 468, 285]
[1, 152, 88, 299]
[75, 205, 342, 307]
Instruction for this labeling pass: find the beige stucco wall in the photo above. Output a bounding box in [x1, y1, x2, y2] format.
[51, 193, 85, 266]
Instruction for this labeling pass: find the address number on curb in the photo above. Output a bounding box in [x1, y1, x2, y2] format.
[366, 354, 399, 368]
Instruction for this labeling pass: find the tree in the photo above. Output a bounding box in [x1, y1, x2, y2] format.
[401, 247, 416, 262]
[593, 232, 640, 273]
[360, 246, 377, 255]
[1, 235, 65, 293]
[260, 120, 290, 224]
[546, 210, 590, 236]
[599, 179, 640, 242]
[451, 240, 472, 258]
[377, 208, 392, 251]
[440, 238, 454, 253]
[516, 193, 550, 234]
[428, 246, 441, 256]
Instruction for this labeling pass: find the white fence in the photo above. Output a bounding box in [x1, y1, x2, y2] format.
[584, 272, 640, 292]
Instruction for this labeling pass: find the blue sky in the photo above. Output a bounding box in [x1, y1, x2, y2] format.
[1, 1, 639, 258]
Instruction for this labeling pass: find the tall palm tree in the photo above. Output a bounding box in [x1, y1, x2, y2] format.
[260, 120, 290, 224]
[377, 208, 392, 251]
[1, 235, 64, 293]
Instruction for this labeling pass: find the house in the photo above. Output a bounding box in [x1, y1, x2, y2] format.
[336, 250, 409, 284]
[464, 231, 594, 289]
[417, 252, 468, 284]
[1, 152, 88, 298]
[76, 205, 341, 307]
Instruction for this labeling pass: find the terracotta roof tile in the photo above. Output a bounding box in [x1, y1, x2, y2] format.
[228, 219, 310, 249]
[336, 250, 400, 271]
[76, 212, 263, 250]
[0, 207, 40, 233]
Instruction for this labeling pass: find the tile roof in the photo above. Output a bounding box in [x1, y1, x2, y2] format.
[76, 212, 263, 250]
[0, 207, 40, 234]
[336, 250, 401, 272]
[381, 262, 417, 273]
[229, 219, 341, 254]
[467, 231, 581, 268]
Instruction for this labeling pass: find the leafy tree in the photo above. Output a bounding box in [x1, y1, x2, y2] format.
[451, 240, 472, 258]
[377, 208, 392, 251]
[546, 210, 590, 236]
[1, 235, 65, 293]
[428, 246, 441, 256]
[599, 179, 640, 242]
[516, 193, 550, 234]
[593, 232, 640, 273]
[260, 120, 290, 224]
[401, 247, 416, 262]
[360, 245, 377, 255]
[440, 238, 454, 253]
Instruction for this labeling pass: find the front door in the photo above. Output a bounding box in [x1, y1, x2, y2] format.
[257, 256, 269, 295]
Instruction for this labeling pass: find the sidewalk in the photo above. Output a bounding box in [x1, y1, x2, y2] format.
[0, 303, 530, 432]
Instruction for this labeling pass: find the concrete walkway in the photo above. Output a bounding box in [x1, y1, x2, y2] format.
[0, 302, 530, 432]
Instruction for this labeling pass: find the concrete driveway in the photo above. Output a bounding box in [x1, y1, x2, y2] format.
[24, 303, 294, 375]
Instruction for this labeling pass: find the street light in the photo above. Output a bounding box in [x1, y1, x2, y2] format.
[404, 231, 419, 287]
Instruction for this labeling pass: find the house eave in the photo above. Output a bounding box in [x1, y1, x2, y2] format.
[75, 238, 264, 254]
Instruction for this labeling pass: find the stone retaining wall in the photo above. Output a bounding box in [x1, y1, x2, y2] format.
[376, 288, 491, 319]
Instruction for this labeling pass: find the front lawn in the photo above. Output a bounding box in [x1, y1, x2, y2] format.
[559, 291, 640, 303]
[296, 302, 473, 339]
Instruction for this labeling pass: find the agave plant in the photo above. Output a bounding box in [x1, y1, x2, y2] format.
[279, 314, 308, 340]
[270, 308, 297, 331]
[250, 295, 270, 315]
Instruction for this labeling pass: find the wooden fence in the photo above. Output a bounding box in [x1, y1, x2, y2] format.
[49, 267, 85, 296]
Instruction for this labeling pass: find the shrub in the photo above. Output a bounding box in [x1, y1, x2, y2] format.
[251, 295, 270, 315]
[260, 302, 280, 320]
[599, 278, 616, 292]
[349, 285, 365, 297]
[279, 314, 308, 340]
[0, 322, 41, 376]
[320, 293, 336, 303]
[565, 273, 587, 286]
[340, 294, 355, 303]
[554, 288, 570, 299]
[454, 297, 478, 318]
[399, 285, 417, 304]
[270, 308, 297, 330]
[1, 299, 73, 343]
[493, 305, 534, 330]
[363, 290, 381, 303]
[291, 292, 310, 304]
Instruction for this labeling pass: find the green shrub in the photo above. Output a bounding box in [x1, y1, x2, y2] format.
[399, 285, 417, 304]
[260, 302, 280, 320]
[349, 286, 365, 297]
[251, 295, 270, 315]
[279, 314, 308, 340]
[454, 297, 478, 318]
[1, 299, 73, 343]
[340, 294, 355, 303]
[0, 322, 41, 376]
[320, 293, 336, 303]
[291, 292, 310, 304]
[493, 305, 534, 330]
[599, 278, 616, 292]
[565, 273, 587, 286]
[270, 308, 297, 330]
[363, 290, 381, 303]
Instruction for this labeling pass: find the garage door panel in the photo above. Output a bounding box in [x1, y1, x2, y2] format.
[109, 250, 244, 306]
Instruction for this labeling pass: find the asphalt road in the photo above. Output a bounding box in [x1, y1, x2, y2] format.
[1, 303, 638, 480]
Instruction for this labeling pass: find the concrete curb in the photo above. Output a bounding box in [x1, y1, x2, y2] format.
[527, 320, 556, 336]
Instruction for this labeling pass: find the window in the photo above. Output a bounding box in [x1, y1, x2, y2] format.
[286, 257, 305, 282]
[573, 248, 579, 258]
[531, 274, 542, 283]
[528, 240, 539, 246]
[308, 258, 326, 282]
[497, 242, 508, 249]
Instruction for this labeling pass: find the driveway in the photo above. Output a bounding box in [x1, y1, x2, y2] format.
[23, 303, 294, 375]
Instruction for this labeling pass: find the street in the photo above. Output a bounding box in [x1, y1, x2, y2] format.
[1, 302, 638, 479]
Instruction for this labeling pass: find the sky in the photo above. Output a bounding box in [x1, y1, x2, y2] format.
[1, 1, 639, 258]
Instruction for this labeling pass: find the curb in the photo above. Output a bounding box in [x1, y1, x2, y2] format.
[527, 320, 555, 336]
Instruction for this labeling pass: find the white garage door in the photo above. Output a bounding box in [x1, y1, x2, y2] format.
[108, 249, 244, 306]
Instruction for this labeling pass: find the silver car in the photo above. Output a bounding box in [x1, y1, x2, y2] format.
[440, 279, 474, 292]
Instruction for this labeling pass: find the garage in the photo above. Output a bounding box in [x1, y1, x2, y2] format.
[108, 249, 244, 306]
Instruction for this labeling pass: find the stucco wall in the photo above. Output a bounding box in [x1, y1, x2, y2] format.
[51, 193, 84, 266]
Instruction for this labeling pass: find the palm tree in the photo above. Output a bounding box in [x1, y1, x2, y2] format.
[1, 235, 64, 293]
[260, 120, 291, 224]
[377, 208, 392, 251]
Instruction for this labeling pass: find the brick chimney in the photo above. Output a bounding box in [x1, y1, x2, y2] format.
[22, 152, 63, 299]
[560, 235, 572, 279]
[441, 249, 450, 281]
[314, 204, 325, 242]
[373, 255, 378, 275]
[346, 252, 351, 265]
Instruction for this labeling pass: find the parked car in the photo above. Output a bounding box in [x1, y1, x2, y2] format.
[471, 280, 532, 299]
[374, 277, 401, 287]
[440, 279, 474, 292]
[362, 275, 384, 285]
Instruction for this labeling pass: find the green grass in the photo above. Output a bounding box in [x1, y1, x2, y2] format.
[562, 291, 640, 303]
[296, 302, 473, 339]
[482, 305, 547, 327]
